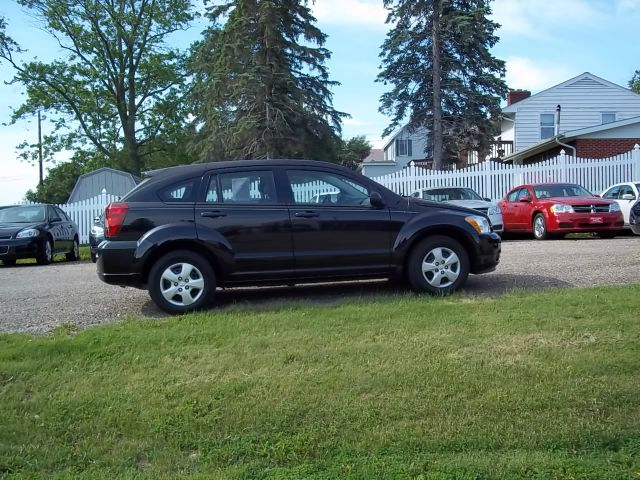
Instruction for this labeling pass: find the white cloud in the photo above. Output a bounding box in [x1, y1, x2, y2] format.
[311, 0, 387, 27]
[343, 117, 368, 127]
[505, 56, 574, 91]
[491, 0, 602, 38]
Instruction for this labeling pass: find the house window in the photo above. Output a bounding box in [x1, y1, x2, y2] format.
[540, 114, 555, 140]
[601, 112, 616, 124]
[396, 139, 412, 156]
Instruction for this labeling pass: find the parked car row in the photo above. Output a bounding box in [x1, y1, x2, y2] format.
[412, 181, 631, 240]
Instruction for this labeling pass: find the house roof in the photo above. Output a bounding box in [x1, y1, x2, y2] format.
[362, 149, 384, 163]
[502, 72, 639, 113]
[501, 115, 640, 163]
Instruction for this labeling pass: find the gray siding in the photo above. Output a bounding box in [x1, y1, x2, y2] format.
[68, 168, 137, 203]
[508, 74, 640, 152]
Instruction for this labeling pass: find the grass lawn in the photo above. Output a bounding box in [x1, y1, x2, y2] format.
[1, 285, 640, 479]
[15, 245, 92, 265]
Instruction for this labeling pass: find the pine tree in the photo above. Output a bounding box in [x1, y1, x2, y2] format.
[378, 0, 507, 169]
[191, 0, 347, 161]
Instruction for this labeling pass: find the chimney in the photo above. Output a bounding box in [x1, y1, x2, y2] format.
[507, 89, 531, 106]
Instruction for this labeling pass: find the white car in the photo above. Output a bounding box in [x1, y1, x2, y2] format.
[412, 187, 504, 234]
[600, 181, 640, 225]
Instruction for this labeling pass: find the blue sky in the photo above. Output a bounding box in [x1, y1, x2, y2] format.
[1, 0, 640, 204]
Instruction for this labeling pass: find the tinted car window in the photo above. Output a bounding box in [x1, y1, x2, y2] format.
[534, 184, 592, 198]
[602, 186, 620, 199]
[507, 189, 520, 202]
[219, 171, 276, 204]
[287, 170, 370, 206]
[205, 175, 220, 203]
[48, 206, 60, 221]
[159, 179, 197, 202]
[55, 207, 70, 222]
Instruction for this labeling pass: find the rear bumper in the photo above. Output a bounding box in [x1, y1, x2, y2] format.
[471, 232, 501, 274]
[548, 212, 624, 232]
[96, 240, 145, 288]
[0, 237, 41, 260]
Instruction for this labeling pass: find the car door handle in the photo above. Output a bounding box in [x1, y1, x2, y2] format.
[294, 211, 319, 218]
[200, 211, 227, 218]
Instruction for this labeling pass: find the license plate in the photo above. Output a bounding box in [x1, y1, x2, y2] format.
[590, 217, 604, 224]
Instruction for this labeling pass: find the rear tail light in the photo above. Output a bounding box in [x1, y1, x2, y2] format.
[105, 202, 129, 238]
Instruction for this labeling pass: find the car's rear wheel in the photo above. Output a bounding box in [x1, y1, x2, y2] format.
[36, 239, 53, 265]
[406, 235, 470, 295]
[66, 237, 79, 261]
[148, 250, 216, 314]
[532, 214, 549, 240]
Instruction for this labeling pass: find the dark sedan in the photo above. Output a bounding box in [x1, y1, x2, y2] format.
[630, 200, 640, 235]
[0, 204, 79, 266]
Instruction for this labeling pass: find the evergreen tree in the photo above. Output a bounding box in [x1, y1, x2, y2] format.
[191, 0, 347, 161]
[629, 70, 640, 94]
[378, 0, 507, 169]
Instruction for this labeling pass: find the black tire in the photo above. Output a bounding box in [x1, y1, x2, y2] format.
[2, 258, 16, 266]
[66, 237, 79, 261]
[406, 235, 470, 295]
[148, 250, 216, 314]
[532, 214, 549, 240]
[91, 251, 97, 263]
[36, 238, 53, 265]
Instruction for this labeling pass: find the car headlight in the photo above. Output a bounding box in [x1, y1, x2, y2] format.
[487, 205, 501, 216]
[609, 202, 621, 212]
[16, 228, 39, 238]
[91, 225, 104, 235]
[465, 215, 491, 234]
[550, 204, 574, 215]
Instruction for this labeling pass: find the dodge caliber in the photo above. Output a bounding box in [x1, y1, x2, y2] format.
[97, 160, 501, 313]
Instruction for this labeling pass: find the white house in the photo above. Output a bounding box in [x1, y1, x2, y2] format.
[501, 72, 640, 158]
[360, 125, 428, 177]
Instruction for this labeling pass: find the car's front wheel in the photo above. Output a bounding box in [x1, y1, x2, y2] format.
[148, 250, 216, 314]
[532, 214, 549, 240]
[406, 235, 470, 295]
[66, 237, 79, 261]
[36, 239, 53, 265]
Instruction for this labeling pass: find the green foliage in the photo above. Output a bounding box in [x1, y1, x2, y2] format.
[0, 0, 196, 175]
[629, 70, 640, 94]
[1, 285, 640, 478]
[190, 0, 348, 161]
[336, 135, 373, 169]
[378, 0, 508, 168]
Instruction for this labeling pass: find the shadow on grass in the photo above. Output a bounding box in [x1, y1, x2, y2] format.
[137, 273, 574, 318]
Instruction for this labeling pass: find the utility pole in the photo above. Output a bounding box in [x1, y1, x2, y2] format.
[38, 110, 43, 187]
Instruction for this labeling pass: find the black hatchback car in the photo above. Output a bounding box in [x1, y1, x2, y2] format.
[97, 160, 501, 313]
[0, 204, 79, 266]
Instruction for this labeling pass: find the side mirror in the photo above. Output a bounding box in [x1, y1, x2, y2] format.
[483, 197, 491, 202]
[622, 194, 635, 201]
[593, 194, 600, 198]
[370, 191, 385, 208]
[519, 196, 531, 203]
[51, 217, 62, 223]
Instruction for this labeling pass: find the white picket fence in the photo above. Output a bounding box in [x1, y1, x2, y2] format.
[369, 145, 640, 200]
[18, 193, 119, 244]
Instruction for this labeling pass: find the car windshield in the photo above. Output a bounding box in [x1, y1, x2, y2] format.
[423, 188, 483, 202]
[0, 205, 46, 223]
[533, 184, 593, 199]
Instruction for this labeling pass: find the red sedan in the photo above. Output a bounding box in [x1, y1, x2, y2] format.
[499, 183, 624, 240]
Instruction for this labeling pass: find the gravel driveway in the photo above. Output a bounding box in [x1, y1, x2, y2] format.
[2, 237, 639, 334]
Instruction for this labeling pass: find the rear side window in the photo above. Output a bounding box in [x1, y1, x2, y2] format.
[218, 171, 276, 204]
[158, 179, 198, 202]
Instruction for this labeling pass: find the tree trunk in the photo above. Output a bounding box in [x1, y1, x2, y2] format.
[431, 0, 444, 171]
